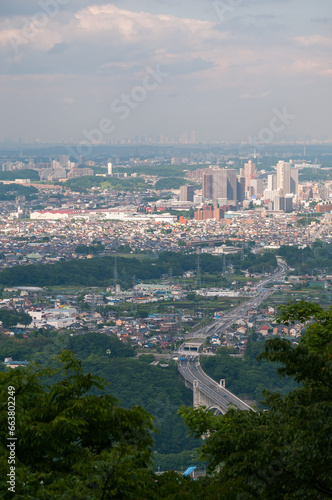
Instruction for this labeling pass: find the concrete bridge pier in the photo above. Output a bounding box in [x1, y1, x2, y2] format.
[193, 380, 225, 414]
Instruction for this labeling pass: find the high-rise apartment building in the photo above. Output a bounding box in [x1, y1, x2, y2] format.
[180, 185, 195, 202]
[212, 168, 237, 205]
[267, 174, 277, 191]
[290, 168, 298, 195]
[237, 175, 245, 202]
[276, 161, 291, 194]
[194, 206, 224, 221]
[202, 172, 213, 199]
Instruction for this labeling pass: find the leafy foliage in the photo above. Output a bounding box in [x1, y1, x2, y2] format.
[0, 310, 32, 328]
[0, 169, 40, 181]
[279, 240, 332, 274]
[0, 351, 155, 499]
[154, 178, 196, 190]
[0, 182, 38, 200]
[0, 251, 277, 287]
[180, 301, 332, 499]
[65, 175, 147, 192]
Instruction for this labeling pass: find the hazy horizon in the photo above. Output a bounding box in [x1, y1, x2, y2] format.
[1, 0, 331, 144]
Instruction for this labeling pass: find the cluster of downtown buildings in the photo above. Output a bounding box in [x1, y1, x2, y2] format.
[183, 160, 328, 213]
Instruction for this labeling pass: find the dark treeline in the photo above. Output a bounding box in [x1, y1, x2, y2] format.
[65, 175, 147, 192]
[0, 331, 198, 456]
[0, 182, 38, 200]
[0, 251, 278, 287]
[279, 240, 332, 274]
[0, 169, 40, 181]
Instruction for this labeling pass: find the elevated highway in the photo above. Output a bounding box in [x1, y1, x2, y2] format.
[178, 355, 253, 414]
[188, 258, 288, 339]
[178, 260, 288, 413]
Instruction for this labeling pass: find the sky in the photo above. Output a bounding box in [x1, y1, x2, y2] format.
[0, 0, 331, 144]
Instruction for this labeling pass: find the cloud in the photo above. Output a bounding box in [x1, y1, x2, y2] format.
[0, 4, 232, 78]
[47, 41, 69, 55]
[241, 91, 272, 99]
[311, 17, 332, 23]
[294, 35, 332, 46]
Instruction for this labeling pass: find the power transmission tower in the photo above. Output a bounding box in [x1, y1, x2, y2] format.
[222, 254, 226, 275]
[196, 255, 201, 287]
[169, 266, 173, 286]
[113, 256, 118, 288]
[91, 290, 95, 316]
[132, 276, 137, 314]
[241, 243, 245, 261]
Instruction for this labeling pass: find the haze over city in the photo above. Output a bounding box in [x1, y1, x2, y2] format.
[0, 0, 332, 144]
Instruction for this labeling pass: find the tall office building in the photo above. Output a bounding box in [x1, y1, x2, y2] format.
[276, 161, 291, 194]
[107, 162, 113, 176]
[290, 168, 298, 195]
[250, 179, 264, 197]
[180, 185, 195, 202]
[202, 171, 213, 199]
[212, 168, 237, 205]
[244, 160, 256, 199]
[267, 174, 277, 191]
[237, 175, 245, 203]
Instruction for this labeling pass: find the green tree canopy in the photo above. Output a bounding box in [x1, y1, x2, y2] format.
[0, 351, 155, 499]
[180, 301, 332, 499]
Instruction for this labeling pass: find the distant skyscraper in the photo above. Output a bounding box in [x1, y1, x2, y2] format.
[237, 175, 245, 203]
[180, 185, 195, 202]
[212, 168, 237, 205]
[107, 162, 113, 176]
[244, 160, 256, 199]
[290, 168, 298, 194]
[276, 161, 291, 194]
[267, 174, 277, 191]
[202, 172, 213, 199]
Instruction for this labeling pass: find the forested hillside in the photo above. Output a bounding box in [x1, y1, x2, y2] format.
[201, 340, 297, 404]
